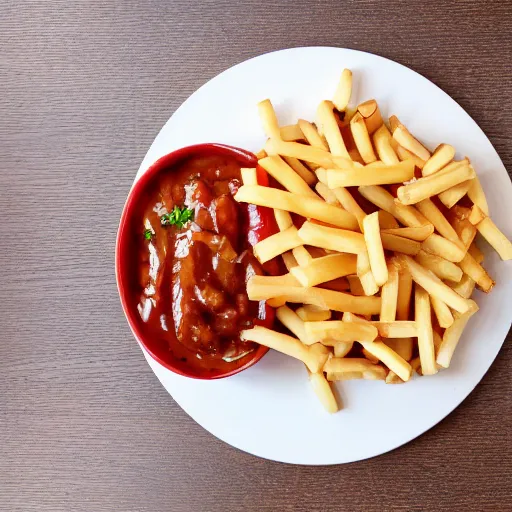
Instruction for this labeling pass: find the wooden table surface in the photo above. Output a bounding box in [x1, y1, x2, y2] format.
[1, 1, 511, 511]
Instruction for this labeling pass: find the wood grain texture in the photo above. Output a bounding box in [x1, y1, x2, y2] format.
[1, 1, 511, 511]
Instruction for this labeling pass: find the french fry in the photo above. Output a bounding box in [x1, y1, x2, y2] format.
[248, 273, 300, 288]
[267, 297, 287, 308]
[234, 185, 359, 230]
[467, 176, 489, 215]
[397, 164, 476, 205]
[363, 212, 388, 286]
[468, 242, 484, 264]
[357, 99, 383, 135]
[459, 252, 495, 293]
[255, 149, 267, 160]
[416, 198, 461, 244]
[324, 357, 386, 381]
[276, 305, 311, 344]
[350, 112, 377, 163]
[257, 99, 281, 139]
[326, 160, 415, 188]
[468, 205, 486, 226]
[274, 209, 293, 231]
[282, 156, 317, 185]
[253, 226, 303, 263]
[292, 245, 313, 266]
[422, 144, 455, 176]
[421, 234, 466, 263]
[381, 233, 421, 256]
[241, 326, 329, 372]
[241, 167, 258, 185]
[359, 340, 412, 381]
[415, 250, 463, 282]
[381, 224, 434, 241]
[305, 320, 378, 344]
[396, 144, 426, 170]
[438, 180, 472, 209]
[358, 185, 428, 227]
[308, 370, 340, 413]
[448, 274, 476, 299]
[415, 285, 437, 375]
[332, 69, 352, 111]
[259, 156, 318, 198]
[399, 255, 470, 313]
[298, 119, 330, 151]
[383, 338, 413, 362]
[362, 347, 380, 364]
[373, 124, 400, 165]
[430, 294, 454, 328]
[317, 100, 350, 158]
[451, 211, 477, 249]
[436, 301, 479, 368]
[315, 182, 340, 205]
[376, 212, 397, 230]
[371, 321, 418, 338]
[388, 115, 401, 133]
[332, 187, 367, 231]
[247, 276, 382, 315]
[296, 305, 331, 322]
[290, 253, 357, 287]
[298, 221, 365, 254]
[264, 139, 336, 168]
[476, 216, 512, 260]
[347, 275, 366, 296]
[392, 124, 431, 161]
[357, 250, 379, 296]
[385, 371, 405, 384]
[395, 267, 412, 318]
[281, 251, 298, 271]
[380, 263, 399, 321]
[280, 124, 304, 142]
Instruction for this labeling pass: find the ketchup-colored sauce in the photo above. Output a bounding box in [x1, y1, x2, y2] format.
[130, 154, 274, 375]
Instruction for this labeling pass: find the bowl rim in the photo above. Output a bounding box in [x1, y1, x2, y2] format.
[115, 143, 270, 380]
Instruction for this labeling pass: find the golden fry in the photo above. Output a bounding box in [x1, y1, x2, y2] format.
[421, 234, 466, 263]
[326, 160, 415, 188]
[282, 156, 317, 185]
[296, 305, 331, 322]
[257, 99, 281, 139]
[363, 212, 388, 286]
[381, 233, 421, 256]
[399, 255, 470, 313]
[381, 225, 434, 242]
[373, 124, 400, 165]
[415, 250, 463, 282]
[259, 155, 318, 198]
[422, 143, 455, 176]
[290, 253, 357, 287]
[298, 119, 330, 151]
[436, 301, 479, 368]
[332, 69, 352, 111]
[351, 112, 377, 163]
[358, 185, 428, 227]
[357, 99, 383, 135]
[397, 164, 476, 205]
[308, 371, 340, 413]
[298, 221, 366, 254]
[392, 124, 431, 161]
[253, 226, 303, 263]
[279, 124, 304, 142]
[415, 285, 437, 375]
[430, 294, 454, 328]
[416, 198, 461, 244]
[380, 263, 399, 321]
[247, 276, 381, 315]
[317, 100, 350, 158]
[234, 185, 358, 230]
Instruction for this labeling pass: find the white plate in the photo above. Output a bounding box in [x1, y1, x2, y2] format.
[133, 47, 512, 464]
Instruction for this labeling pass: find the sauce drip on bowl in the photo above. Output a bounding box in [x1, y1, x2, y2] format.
[130, 153, 275, 376]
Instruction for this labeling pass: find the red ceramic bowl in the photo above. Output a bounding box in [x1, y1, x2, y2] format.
[116, 143, 276, 379]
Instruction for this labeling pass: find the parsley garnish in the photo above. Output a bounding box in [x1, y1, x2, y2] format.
[143, 229, 153, 240]
[160, 206, 194, 228]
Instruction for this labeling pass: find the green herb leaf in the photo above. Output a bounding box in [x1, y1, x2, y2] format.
[160, 206, 194, 228]
[143, 229, 153, 240]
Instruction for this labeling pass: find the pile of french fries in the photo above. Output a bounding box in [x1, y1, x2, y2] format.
[236, 68, 512, 414]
